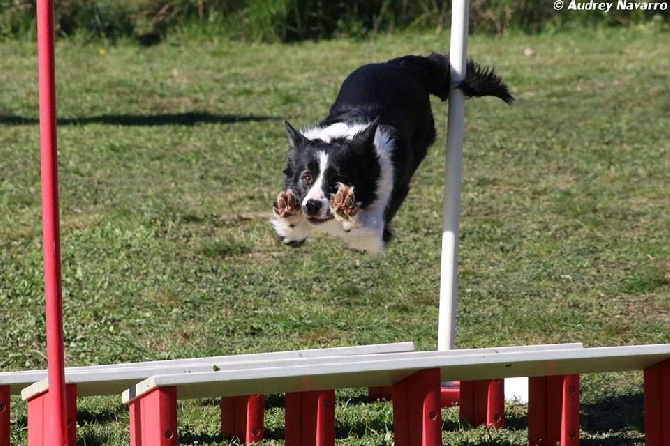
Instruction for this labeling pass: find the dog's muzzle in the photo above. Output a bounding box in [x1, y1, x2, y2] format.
[303, 199, 332, 224]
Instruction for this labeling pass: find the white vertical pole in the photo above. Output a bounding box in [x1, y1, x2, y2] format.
[438, 0, 470, 351]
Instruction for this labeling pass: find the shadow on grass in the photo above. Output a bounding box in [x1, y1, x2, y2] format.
[78, 431, 119, 446]
[265, 417, 475, 441]
[196, 394, 286, 409]
[580, 393, 644, 445]
[0, 111, 279, 127]
[498, 409, 527, 431]
[265, 393, 285, 409]
[178, 430, 226, 445]
[76, 405, 126, 425]
[8, 405, 127, 428]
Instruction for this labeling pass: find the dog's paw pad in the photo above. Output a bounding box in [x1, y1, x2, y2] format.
[330, 184, 359, 220]
[273, 190, 301, 218]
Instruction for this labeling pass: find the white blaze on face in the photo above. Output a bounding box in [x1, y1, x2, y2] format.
[302, 151, 330, 218]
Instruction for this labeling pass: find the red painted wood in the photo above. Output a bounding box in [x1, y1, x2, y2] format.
[285, 390, 335, 446]
[220, 397, 235, 438]
[233, 396, 247, 439]
[528, 375, 580, 446]
[392, 368, 441, 446]
[644, 359, 670, 446]
[36, 0, 68, 442]
[0, 386, 9, 446]
[284, 392, 302, 446]
[415, 370, 441, 445]
[458, 380, 474, 425]
[528, 376, 548, 446]
[249, 395, 266, 442]
[392, 377, 410, 446]
[65, 384, 78, 446]
[661, 361, 670, 446]
[221, 395, 265, 441]
[546, 376, 563, 443]
[237, 395, 264, 443]
[27, 393, 45, 446]
[486, 379, 505, 428]
[315, 391, 335, 445]
[128, 398, 140, 446]
[459, 379, 504, 427]
[472, 380, 489, 425]
[27, 384, 77, 446]
[131, 387, 178, 446]
[644, 363, 661, 446]
[561, 375, 580, 446]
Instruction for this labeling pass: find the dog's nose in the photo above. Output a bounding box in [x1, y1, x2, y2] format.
[304, 199, 323, 215]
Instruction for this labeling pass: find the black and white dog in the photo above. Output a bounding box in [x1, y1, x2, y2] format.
[272, 53, 513, 253]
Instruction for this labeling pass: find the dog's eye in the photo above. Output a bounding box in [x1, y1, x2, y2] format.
[301, 173, 314, 185]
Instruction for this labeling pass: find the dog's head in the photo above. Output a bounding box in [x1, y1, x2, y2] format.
[282, 120, 381, 224]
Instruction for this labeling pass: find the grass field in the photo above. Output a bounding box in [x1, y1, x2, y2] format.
[1, 27, 669, 445]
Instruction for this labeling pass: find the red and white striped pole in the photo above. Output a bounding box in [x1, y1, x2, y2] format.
[36, 0, 68, 443]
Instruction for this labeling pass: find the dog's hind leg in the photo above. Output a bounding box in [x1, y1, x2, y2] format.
[384, 185, 410, 225]
[380, 185, 410, 245]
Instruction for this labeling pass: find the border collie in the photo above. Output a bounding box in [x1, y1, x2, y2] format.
[271, 53, 513, 253]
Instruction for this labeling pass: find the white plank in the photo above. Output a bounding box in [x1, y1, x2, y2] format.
[4, 341, 412, 395]
[121, 344, 670, 403]
[0, 371, 47, 394]
[21, 343, 582, 399]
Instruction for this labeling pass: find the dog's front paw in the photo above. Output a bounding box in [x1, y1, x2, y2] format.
[330, 184, 359, 231]
[271, 189, 310, 247]
[273, 190, 302, 219]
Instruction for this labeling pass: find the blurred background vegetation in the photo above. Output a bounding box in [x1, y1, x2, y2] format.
[0, 0, 668, 43]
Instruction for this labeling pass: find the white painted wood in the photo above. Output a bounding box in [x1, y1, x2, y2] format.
[20, 343, 582, 399]
[0, 371, 48, 395]
[3, 342, 412, 395]
[122, 344, 670, 403]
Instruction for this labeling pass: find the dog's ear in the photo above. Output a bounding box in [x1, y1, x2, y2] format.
[284, 121, 308, 151]
[351, 117, 379, 151]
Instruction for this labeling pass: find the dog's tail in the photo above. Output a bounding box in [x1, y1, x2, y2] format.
[387, 52, 514, 105]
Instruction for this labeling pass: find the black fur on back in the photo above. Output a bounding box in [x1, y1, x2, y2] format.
[385, 52, 452, 101]
[386, 52, 514, 104]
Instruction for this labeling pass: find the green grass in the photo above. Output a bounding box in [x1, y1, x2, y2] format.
[1, 28, 669, 445]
